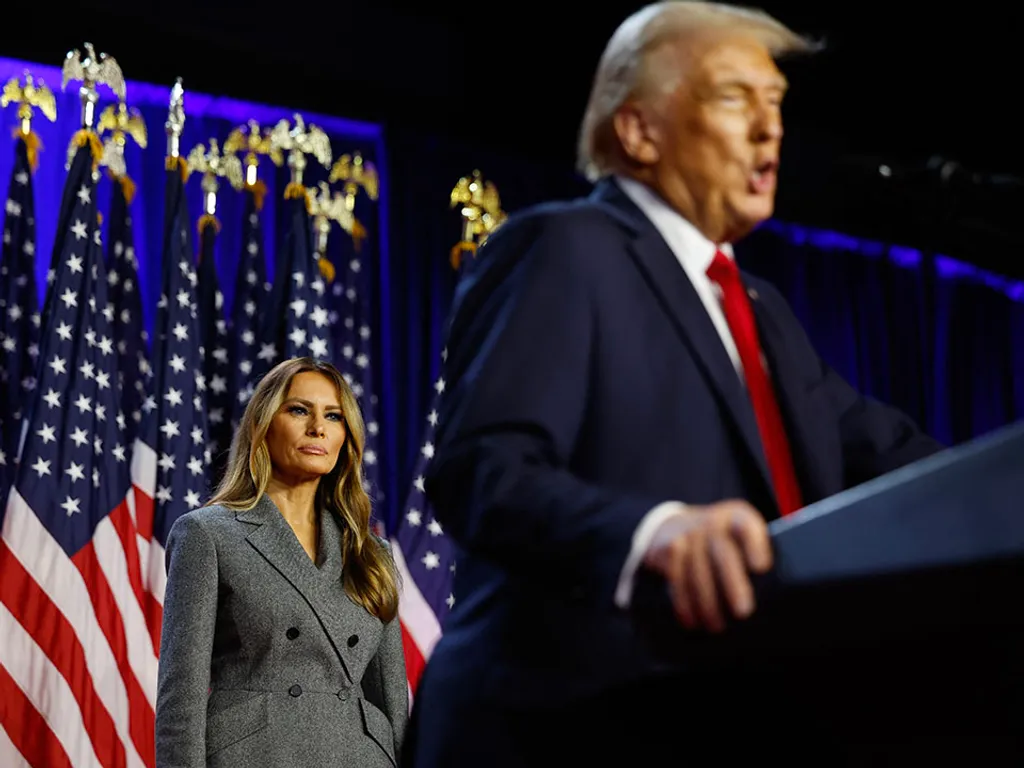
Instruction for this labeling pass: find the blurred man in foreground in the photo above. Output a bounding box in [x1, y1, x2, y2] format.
[404, 2, 943, 765]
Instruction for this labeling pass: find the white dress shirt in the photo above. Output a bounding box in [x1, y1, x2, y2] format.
[611, 175, 744, 608]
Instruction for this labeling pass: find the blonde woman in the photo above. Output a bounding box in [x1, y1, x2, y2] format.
[155, 357, 406, 768]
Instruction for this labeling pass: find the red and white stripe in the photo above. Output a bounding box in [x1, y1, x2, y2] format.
[390, 537, 442, 695]
[129, 438, 165, 647]
[0, 487, 160, 768]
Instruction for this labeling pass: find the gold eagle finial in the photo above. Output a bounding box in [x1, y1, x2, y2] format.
[1, 70, 57, 170]
[329, 152, 379, 206]
[61, 42, 125, 170]
[61, 42, 125, 133]
[308, 181, 351, 226]
[97, 101, 147, 179]
[269, 113, 332, 188]
[187, 138, 244, 225]
[328, 151, 377, 250]
[449, 170, 507, 269]
[187, 138, 245, 190]
[224, 119, 284, 187]
[1, 71, 57, 135]
[61, 42, 126, 101]
[306, 181, 355, 281]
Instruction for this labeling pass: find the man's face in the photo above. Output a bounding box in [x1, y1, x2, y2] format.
[627, 34, 787, 243]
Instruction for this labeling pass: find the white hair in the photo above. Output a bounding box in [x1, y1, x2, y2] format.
[577, 1, 819, 181]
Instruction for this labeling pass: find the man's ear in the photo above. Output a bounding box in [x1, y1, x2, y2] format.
[613, 102, 662, 167]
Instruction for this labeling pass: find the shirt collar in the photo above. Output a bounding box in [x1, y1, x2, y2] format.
[614, 175, 734, 277]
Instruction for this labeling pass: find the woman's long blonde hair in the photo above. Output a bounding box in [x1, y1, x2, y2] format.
[209, 356, 399, 622]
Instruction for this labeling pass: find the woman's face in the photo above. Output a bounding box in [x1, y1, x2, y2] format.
[264, 371, 347, 484]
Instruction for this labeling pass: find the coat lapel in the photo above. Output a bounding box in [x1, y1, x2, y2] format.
[591, 180, 774, 498]
[237, 494, 361, 681]
[748, 288, 833, 506]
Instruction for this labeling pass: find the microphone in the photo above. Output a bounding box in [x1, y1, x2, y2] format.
[925, 156, 1024, 191]
[834, 153, 1024, 190]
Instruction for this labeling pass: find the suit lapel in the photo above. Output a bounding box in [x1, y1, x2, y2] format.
[592, 180, 773, 498]
[747, 284, 830, 505]
[237, 495, 360, 681]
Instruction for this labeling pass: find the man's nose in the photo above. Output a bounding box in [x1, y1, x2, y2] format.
[752, 103, 783, 142]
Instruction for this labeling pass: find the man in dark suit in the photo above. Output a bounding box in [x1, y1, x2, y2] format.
[404, 2, 944, 765]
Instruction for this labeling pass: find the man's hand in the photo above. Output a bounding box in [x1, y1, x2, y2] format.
[642, 500, 772, 633]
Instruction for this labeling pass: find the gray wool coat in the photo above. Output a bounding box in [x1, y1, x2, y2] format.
[155, 494, 407, 768]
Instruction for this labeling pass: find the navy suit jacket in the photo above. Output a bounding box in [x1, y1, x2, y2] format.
[413, 178, 942, 741]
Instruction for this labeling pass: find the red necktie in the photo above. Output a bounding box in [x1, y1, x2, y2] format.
[707, 250, 803, 516]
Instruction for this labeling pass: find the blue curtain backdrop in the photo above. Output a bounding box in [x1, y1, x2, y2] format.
[739, 221, 1024, 447]
[382, 130, 590, 513]
[3, 55, 1022, 534]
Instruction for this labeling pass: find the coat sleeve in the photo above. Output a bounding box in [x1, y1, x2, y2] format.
[825, 362, 945, 485]
[361, 537, 408, 760]
[375, 614, 408, 760]
[425, 210, 663, 603]
[155, 513, 219, 768]
[758, 280, 945, 485]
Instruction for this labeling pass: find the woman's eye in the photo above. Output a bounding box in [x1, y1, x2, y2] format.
[289, 406, 307, 416]
[327, 413, 343, 422]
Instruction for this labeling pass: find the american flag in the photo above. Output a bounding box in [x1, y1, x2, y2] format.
[0, 137, 42, 500]
[129, 157, 209, 651]
[329, 226, 381, 502]
[256, 192, 331, 373]
[228, 186, 269, 426]
[392, 364, 458, 694]
[0, 141, 156, 767]
[195, 217, 231, 476]
[105, 174, 150, 451]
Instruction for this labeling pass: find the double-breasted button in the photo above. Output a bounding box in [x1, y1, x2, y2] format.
[337, 688, 350, 702]
[289, 684, 302, 697]
[347, 634, 359, 648]
[286, 627, 300, 640]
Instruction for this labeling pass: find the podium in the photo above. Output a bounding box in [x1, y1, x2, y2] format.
[634, 421, 1024, 763]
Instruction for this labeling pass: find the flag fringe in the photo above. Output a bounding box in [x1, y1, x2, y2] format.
[284, 182, 311, 214]
[449, 241, 476, 271]
[246, 180, 268, 212]
[165, 155, 189, 182]
[350, 219, 367, 253]
[69, 130, 103, 172]
[106, 170, 138, 206]
[318, 256, 335, 283]
[198, 214, 221, 238]
[12, 130, 43, 172]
